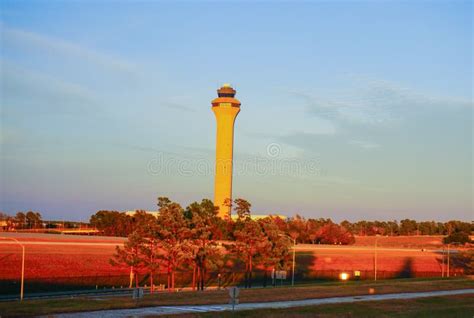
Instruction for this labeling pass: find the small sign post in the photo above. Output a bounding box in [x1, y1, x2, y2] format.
[228, 286, 240, 311]
[275, 270, 287, 279]
[275, 270, 287, 286]
[354, 270, 361, 280]
[133, 287, 144, 304]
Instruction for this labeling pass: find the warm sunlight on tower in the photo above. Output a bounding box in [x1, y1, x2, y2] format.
[212, 84, 241, 218]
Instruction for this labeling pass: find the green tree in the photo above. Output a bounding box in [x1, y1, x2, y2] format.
[287, 215, 306, 243]
[157, 197, 191, 292]
[340, 220, 353, 235]
[90, 211, 133, 236]
[316, 222, 355, 245]
[14, 212, 26, 229]
[418, 221, 437, 235]
[110, 231, 146, 288]
[444, 231, 472, 245]
[134, 211, 161, 293]
[387, 220, 399, 236]
[232, 219, 266, 288]
[25, 211, 42, 229]
[229, 199, 267, 288]
[450, 250, 474, 275]
[400, 219, 418, 235]
[258, 217, 291, 287]
[185, 199, 221, 291]
[233, 198, 251, 220]
[353, 220, 369, 236]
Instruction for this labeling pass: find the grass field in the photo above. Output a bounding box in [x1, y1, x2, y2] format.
[0, 278, 472, 317]
[353, 235, 444, 248]
[1, 244, 125, 279]
[169, 294, 474, 318]
[0, 233, 448, 279]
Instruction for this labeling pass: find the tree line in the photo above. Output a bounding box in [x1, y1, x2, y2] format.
[89, 207, 472, 245]
[1, 207, 471, 245]
[0, 211, 43, 229]
[0, 212, 86, 230]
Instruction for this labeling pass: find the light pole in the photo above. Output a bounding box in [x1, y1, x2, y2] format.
[291, 237, 296, 286]
[374, 235, 379, 281]
[441, 247, 445, 278]
[447, 244, 450, 278]
[1, 237, 25, 301]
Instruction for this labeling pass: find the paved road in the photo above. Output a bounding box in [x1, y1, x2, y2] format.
[1, 241, 450, 253]
[45, 288, 474, 318]
[0, 233, 450, 252]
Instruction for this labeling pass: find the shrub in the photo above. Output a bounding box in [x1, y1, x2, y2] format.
[443, 231, 472, 245]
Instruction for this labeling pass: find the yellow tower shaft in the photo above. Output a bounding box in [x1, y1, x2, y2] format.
[213, 104, 240, 218]
[212, 84, 241, 219]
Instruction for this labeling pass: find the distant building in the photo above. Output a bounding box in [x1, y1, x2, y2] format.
[124, 210, 286, 221]
[0, 220, 8, 231]
[230, 214, 288, 221]
[124, 210, 160, 218]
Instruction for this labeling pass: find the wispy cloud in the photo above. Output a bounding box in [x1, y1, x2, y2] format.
[288, 89, 395, 127]
[287, 90, 341, 120]
[348, 139, 380, 150]
[1, 25, 138, 75]
[349, 75, 473, 111]
[288, 76, 472, 130]
[162, 100, 197, 113]
[314, 175, 360, 186]
[1, 61, 99, 116]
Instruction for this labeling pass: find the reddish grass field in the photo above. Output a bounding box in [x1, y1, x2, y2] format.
[295, 247, 445, 280]
[0, 233, 459, 293]
[354, 235, 444, 248]
[0, 233, 128, 280]
[1, 244, 127, 280]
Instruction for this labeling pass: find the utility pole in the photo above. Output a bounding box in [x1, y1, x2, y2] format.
[21, 244, 25, 300]
[447, 244, 450, 278]
[441, 247, 444, 278]
[374, 235, 379, 281]
[292, 238, 296, 286]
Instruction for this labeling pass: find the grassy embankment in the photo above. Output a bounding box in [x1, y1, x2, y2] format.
[0, 278, 472, 317]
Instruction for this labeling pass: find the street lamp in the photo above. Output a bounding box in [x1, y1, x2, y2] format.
[279, 234, 296, 286]
[1, 237, 25, 301]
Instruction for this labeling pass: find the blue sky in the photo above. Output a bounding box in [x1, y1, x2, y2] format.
[0, 1, 472, 222]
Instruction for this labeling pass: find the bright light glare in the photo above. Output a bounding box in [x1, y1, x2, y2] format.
[339, 272, 349, 281]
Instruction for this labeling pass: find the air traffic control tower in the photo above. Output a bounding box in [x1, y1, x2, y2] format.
[212, 84, 241, 218]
